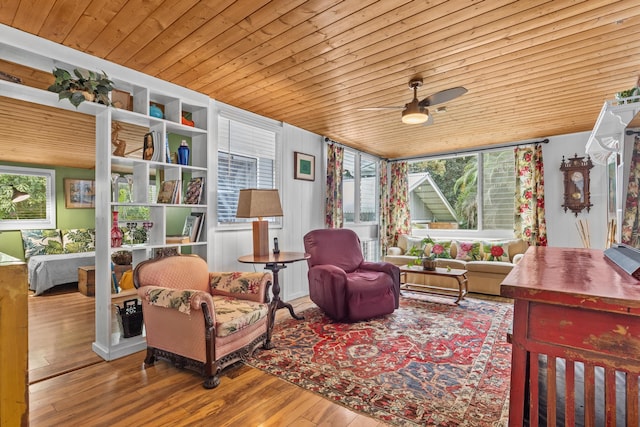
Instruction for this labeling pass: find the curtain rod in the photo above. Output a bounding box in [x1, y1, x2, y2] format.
[324, 136, 386, 159]
[324, 136, 347, 148]
[393, 138, 550, 162]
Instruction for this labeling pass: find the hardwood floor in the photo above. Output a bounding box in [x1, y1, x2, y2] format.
[28, 283, 103, 384]
[28, 288, 388, 426]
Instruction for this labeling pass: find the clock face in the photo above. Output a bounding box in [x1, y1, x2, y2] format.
[571, 171, 583, 183]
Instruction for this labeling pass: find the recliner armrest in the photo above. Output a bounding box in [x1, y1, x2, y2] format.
[360, 261, 400, 308]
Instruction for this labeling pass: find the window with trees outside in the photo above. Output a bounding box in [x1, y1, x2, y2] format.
[408, 149, 515, 232]
[0, 165, 56, 230]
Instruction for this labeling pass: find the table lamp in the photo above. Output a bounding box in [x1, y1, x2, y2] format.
[236, 189, 283, 257]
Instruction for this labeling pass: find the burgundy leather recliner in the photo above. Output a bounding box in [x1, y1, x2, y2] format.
[303, 229, 400, 322]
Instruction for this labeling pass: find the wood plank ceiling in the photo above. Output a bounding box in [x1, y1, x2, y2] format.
[1, 0, 639, 169]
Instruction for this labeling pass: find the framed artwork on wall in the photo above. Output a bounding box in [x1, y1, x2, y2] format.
[64, 179, 95, 208]
[294, 152, 315, 181]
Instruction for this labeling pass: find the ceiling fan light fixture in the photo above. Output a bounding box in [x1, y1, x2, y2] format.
[402, 104, 429, 124]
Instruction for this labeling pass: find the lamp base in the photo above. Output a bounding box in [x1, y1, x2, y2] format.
[252, 220, 269, 257]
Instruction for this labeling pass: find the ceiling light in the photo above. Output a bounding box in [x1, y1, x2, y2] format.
[401, 100, 429, 124]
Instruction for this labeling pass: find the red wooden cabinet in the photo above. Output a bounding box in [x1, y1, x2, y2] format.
[501, 246, 640, 426]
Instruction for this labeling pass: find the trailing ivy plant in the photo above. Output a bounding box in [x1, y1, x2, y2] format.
[47, 67, 114, 107]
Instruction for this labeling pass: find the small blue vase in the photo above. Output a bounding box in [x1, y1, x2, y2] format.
[178, 140, 190, 165]
[149, 104, 163, 119]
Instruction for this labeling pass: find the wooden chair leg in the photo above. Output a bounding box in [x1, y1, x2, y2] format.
[143, 347, 156, 366]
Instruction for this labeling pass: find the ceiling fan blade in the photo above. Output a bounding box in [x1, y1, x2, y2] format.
[422, 114, 434, 126]
[357, 106, 405, 111]
[419, 87, 467, 107]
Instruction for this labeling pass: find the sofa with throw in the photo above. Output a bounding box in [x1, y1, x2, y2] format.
[303, 228, 400, 322]
[134, 253, 272, 389]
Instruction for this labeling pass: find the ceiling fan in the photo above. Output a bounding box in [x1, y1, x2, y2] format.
[358, 78, 467, 125]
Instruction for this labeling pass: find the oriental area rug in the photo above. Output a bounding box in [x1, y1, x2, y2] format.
[246, 295, 513, 426]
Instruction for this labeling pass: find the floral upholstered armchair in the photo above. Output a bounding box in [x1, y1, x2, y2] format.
[133, 253, 272, 389]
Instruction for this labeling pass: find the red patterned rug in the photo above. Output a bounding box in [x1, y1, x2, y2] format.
[246, 295, 513, 426]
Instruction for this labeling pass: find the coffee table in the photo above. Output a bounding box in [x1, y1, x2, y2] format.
[399, 265, 468, 304]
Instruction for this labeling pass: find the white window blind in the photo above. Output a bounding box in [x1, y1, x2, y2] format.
[482, 150, 516, 230]
[217, 117, 278, 224]
[343, 150, 355, 222]
[360, 155, 377, 222]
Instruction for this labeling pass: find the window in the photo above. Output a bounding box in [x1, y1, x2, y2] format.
[0, 165, 56, 230]
[408, 148, 515, 232]
[118, 178, 156, 221]
[343, 149, 379, 224]
[217, 114, 280, 224]
[360, 155, 377, 222]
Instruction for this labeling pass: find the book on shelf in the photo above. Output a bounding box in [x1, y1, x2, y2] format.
[166, 235, 190, 244]
[157, 180, 180, 203]
[165, 134, 171, 163]
[194, 212, 205, 242]
[184, 177, 205, 204]
[182, 212, 205, 242]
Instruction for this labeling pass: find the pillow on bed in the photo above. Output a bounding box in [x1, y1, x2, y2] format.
[21, 229, 64, 258]
[62, 228, 95, 253]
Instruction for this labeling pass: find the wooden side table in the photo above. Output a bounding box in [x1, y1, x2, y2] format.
[238, 251, 310, 349]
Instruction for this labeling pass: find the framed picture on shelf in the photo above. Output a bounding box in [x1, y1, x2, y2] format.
[143, 132, 154, 160]
[64, 179, 95, 208]
[157, 180, 179, 204]
[294, 152, 315, 181]
[182, 212, 204, 242]
[184, 177, 205, 204]
[111, 89, 132, 111]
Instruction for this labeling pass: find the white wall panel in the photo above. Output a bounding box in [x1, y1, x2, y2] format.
[544, 131, 608, 249]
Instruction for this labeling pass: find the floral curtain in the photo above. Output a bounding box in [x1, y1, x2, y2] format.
[622, 136, 640, 246]
[325, 142, 344, 228]
[514, 144, 547, 246]
[378, 158, 390, 256]
[387, 161, 411, 247]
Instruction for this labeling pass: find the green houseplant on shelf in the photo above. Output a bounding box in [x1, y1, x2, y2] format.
[47, 67, 114, 107]
[406, 236, 437, 270]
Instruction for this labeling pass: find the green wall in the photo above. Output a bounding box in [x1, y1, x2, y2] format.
[0, 161, 95, 260]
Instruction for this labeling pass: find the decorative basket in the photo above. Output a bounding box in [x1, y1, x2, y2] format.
[422, 258, 437, 271]
[111, 250, 132, 265]
[116, 299, 143, 338]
